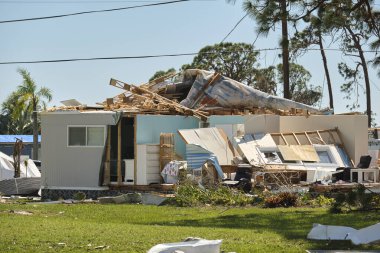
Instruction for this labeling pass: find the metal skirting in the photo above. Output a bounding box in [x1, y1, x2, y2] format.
[0, 177, 41, 196]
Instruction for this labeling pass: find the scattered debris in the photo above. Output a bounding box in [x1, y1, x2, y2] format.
[307, 222, 380, 245]
[94, 245, 110, 250]
[0, 151, 41, 196]
[141, 193, 169, 206]
[8, 210, 33, 215]
[98, 193, 142, 204]
[148, 237, 222, 253]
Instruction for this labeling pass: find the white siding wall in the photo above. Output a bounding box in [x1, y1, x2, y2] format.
[41, 111, 117, 189]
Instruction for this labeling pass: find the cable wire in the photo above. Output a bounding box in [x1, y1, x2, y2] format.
[0, 47, 379, 65]
[0, 49, 282, 65]
[0, 0, 212, 2]
[221, 13, 249, 43]
[0, 0, 190, 24]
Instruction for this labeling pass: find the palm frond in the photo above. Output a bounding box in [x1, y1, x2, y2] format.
[37, 87, 53, 102]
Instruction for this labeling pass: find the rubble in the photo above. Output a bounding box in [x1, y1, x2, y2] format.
[42, 68, 379, 197]
[307, 222, 380, 245]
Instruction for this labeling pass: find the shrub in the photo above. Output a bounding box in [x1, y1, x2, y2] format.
[173, 182, 254, 207]
[309, 195, 335, 207]
[264, 192, 298, 208]
[73, 191, 86, 201]
[330, 184, 380, 213]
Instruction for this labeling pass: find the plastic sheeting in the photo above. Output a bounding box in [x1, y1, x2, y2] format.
[179, 69, 326, 113]
[0, 152, 40, 180]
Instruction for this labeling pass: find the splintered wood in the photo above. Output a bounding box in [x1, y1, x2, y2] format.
[48, 75, 329, 118]
[108, 79, 208, 121]
[160, 133, 175, 173]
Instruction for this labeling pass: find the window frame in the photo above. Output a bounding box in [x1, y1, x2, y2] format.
[257, 145, 340, 167]
[303, 145, 340, 167]
[257, 146, 302, 165]
[67, 125, 106, 147]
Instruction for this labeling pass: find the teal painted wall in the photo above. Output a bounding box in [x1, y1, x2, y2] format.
[136, 115, 199, 158]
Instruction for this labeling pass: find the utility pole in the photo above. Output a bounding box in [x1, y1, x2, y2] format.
[280, 0, 290, 99]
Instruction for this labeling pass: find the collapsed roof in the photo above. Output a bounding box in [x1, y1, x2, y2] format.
[151, 69, 325, 113]
[50, 69, 330, 117]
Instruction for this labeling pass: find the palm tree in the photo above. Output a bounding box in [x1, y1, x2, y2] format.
[1, 91, 33, 134]
[17, 68, 52, 160]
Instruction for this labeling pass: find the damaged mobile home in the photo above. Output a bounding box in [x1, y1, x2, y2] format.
[40, 69, 377, 199]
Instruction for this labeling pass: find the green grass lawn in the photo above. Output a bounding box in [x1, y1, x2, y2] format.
[0, 203, 379, 252]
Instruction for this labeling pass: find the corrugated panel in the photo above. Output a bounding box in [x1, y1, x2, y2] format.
[0, 177, 40, 195]
[186, 144, 213, 170]
[179, 128, 234, 165]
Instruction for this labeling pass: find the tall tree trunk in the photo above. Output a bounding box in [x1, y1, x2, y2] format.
[280, 0, 290, 99]
[317, 32, 334, 110]
[347, 27, 372, 127]
[32, 103, 38, 160]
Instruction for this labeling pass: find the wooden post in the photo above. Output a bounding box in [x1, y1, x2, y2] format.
[134, 116, 137, 185]
[104, 126, 111, 185]
[117, 120, 122, 185]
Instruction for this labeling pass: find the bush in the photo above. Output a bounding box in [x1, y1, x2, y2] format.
[173, 182, 255, 207]
[330, 184, 380, 213]
[308, 195, 335, 207]
[264, 192, 298, 208]
[73, 191, 86, 201]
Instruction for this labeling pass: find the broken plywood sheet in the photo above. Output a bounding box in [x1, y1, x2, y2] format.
[237, 142, 263, 166]
[253, 133, 277, 147]
[178, 128, 234, 165]
[278, 145, 319, 162]
[235, 133, 276, 166]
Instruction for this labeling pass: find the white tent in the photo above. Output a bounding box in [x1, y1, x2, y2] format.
[0, 152, 40, 180]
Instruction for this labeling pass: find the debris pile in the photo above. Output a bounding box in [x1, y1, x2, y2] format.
[50, 69, 329, 119]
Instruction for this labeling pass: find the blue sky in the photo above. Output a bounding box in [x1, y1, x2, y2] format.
[0, 0, 379, 125]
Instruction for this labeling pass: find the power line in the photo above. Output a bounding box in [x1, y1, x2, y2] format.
[0, 47, 379, 65]
[0, 0, 213, 3]
[221, 13, 249, 43]
[0, 0, 191, 24]
[0, 49, 282, 65]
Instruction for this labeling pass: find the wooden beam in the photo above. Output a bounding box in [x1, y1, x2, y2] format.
[106, 98, 114, 107]
[304, 132, 313, 145]
[292, 133, 301, 145]
[280, 133, 288, 145]
[104, 126, 111, 185]
[117, 120, 122, 185]
[316, 130, 326, 145]
[328, 129, 337, 144]
[109, 78, 209, 121]
[133, 115, 137, 186]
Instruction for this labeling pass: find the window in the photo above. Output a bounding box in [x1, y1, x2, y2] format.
[68, 126, 105, 147]
[258, 146, 337, 165]
[258, 147, 300, 164]
[317, 151, 333, 164]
